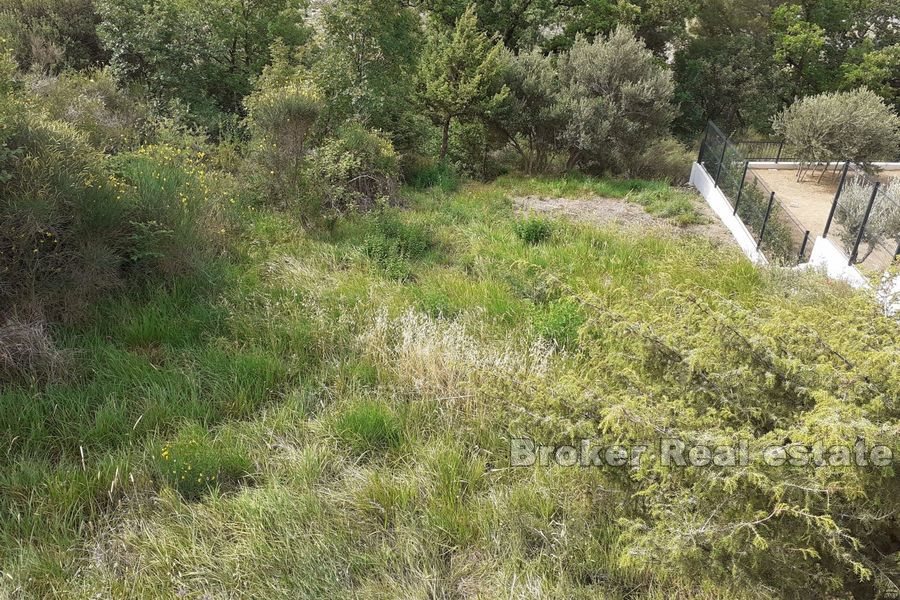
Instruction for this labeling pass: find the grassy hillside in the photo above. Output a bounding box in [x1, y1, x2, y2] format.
[1, 178, 898, 599]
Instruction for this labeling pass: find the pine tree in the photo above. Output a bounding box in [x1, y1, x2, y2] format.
[417, 4, 508, 162]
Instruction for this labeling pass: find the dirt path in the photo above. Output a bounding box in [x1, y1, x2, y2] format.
[512, 194, 739, 249]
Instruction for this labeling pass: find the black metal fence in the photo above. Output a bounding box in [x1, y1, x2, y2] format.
[734, 138, 900, 164]
[733, 140, 802, 163]
[823, 163, 899, 269]
[698, 122, 812, 265]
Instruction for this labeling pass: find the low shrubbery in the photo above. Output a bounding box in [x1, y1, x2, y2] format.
[513, 216, 553, 245]
[363, 212, 433, 280]
[0, 92, 129, 321]
[312, 124, 400, 216]
[27, 68, 150, 153]
[0, 49, 224, 382]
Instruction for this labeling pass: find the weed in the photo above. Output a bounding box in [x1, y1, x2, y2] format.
[514, 216, 553, 245]
[331, 399, 404, 456]
[155, 423, 252, 501]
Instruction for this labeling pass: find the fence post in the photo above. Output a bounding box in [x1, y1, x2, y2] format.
[757, 191, 776, 251]
[714, 140, 728, 187]
[823, 161, 850, 238]
[733, 161, 749, 215]
[849, 182, 880, 265]
[775, 141, 784, 164]
[799, 231, 810, 263]
[698, 122, 709, 163]
[895, 242, 900, 262]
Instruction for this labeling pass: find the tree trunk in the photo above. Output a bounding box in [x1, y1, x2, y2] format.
[440, 116, 452, 163]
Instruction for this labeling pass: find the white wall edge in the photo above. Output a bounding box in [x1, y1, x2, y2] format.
[690, 162, 768, 265]
[747, 161, 900, 171]
[797, 237, 870, 289]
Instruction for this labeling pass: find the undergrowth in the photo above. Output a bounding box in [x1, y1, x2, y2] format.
[1, 176, 897, 600]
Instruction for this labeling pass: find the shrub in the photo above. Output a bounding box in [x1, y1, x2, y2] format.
[310, 124, 400, 217]
[244, 46, 323, 210]
[0, 46, 221, 326]
[630, 137, 694, 185]
[493, 49, 564, 174]
[0, 103, 130, 320]
[835, 177, 900, 262]
[0, 0, 106, 72]
[26, 68, 149, 153]
[773, 89, 900, 170]
[557, 27, 675, 175]
[408, 160, 460, 193]
[108, 142, 223, 279]
[363, 212, 432, 280]
[514, 217, 553, 245]
[363, 234, 413, 281]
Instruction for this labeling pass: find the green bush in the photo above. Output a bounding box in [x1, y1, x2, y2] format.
[363, 233, 413, 281]
[0, 0, 106, 72]
[363, 212, 432, 281]
[0, 102, 130, 320]
[631, 137, 694, 184]
[110, 144, 223, 278]
[243, 51, 323, 211]
[514, 216, 553, 245]
[0, 50, 221, 327]
[311, 123, 400, 216]
[408, 160, 460, 193]
[27, 68, 150, 153]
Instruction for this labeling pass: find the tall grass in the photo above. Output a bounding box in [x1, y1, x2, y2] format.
[1, 175, 890, 599]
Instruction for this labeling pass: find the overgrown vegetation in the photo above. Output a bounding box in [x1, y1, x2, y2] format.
[2, 178, 898, 598]
[1, 2, 899, 598]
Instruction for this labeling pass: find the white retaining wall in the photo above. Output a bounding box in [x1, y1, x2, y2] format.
[690, 161, 900, 315]
[800, 237, 869, 288]
[689, 162, 767, 265]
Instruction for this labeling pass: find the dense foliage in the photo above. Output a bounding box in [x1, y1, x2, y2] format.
[1, 1, 899, 598]
[773, 88, 900, 167]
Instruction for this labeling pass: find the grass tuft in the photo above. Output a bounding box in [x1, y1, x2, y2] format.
[331, 399, 404, 456]
[514, 216, 554, 245]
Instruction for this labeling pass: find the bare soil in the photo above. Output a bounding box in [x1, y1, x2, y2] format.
[512, 194, 739, 249]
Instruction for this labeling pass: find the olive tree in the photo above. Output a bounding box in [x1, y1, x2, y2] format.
[773, 88, 900, 179]
[491, 49, 565, 173]
[556, 26, 674, 174]
[835, 177, 900, 262]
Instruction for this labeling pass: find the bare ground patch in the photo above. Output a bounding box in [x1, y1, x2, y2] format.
[512, 193, 738, 248]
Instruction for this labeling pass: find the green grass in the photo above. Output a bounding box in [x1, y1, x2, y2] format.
[331, 399, 404, 456]
[496, 173, 707, 227]
[0, 174, 893, 599]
